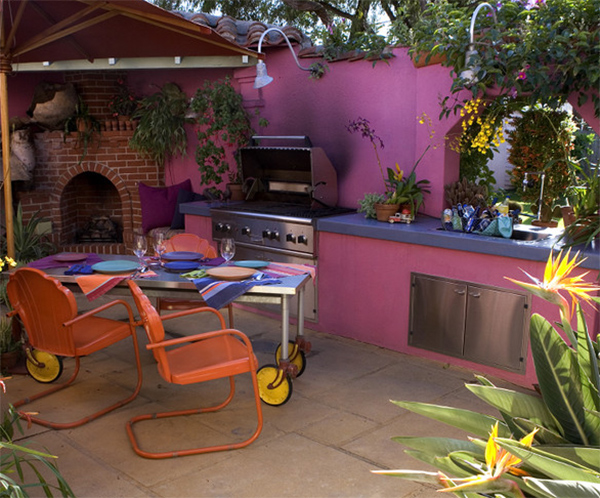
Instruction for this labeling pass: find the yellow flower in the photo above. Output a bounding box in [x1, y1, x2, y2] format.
[438, 422, 537, 494]
[506, 249, 599, 320]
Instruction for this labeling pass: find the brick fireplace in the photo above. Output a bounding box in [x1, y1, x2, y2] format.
[14, 71, 161, 255]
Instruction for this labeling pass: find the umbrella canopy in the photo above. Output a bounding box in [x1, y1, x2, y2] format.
[0, 0, 260, 257]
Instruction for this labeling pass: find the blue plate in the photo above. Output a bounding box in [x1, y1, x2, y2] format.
[162, 251, 204, 261]
[91, 260, 138, 274]
[164, 261, 199, 273]
[234, 260, 269, 269]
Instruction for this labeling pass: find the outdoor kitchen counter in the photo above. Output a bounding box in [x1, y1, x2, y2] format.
[317, 212, 599, 270]
[181, 201, 599, 270]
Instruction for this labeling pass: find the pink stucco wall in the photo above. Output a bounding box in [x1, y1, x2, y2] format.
[231, 47, 461, 217]
[317, 231, 599, 388]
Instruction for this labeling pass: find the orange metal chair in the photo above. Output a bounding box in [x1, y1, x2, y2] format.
[126, 280, 263, 459]
[157, 233, 235, 327]
[6, 268, 143, 429]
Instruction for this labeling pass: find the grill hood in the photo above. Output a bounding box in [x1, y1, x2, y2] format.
[240, 136, 338, 207]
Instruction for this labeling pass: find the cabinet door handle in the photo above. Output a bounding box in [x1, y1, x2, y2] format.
[454, 289, 466, 295]
[469, 292, 481, 298]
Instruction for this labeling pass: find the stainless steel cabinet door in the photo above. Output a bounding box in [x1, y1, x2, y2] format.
[463, 285, 528, 372]
[409, 274, 467, 356]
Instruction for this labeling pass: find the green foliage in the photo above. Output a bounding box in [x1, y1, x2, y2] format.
[376, 260, 600, 497]
[411, 0, 600, 118]
[1, 404, 75, 497]
[192, 77, 260, 186]
[507, 107, 577, 222]
[130, 82, 191, 167]
[1, 204, 55, 263]
[0, 315, 18, 355]
[460, 149, 497, 192]
[357, 193, 386, 219]
[562, 163, 600, 247]
[63, 97, 101, 164]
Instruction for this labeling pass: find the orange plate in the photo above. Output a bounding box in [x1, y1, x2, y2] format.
[206, 267, 256, 281]
[53, 253, 88, 262]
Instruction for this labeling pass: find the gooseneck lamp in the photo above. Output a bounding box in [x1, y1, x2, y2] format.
[253, 27, 312, 89]
[460, 2, 498, 85]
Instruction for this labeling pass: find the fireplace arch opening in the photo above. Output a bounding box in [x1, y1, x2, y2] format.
[60, 171, 123, 245]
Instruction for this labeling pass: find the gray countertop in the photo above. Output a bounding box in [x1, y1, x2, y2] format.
[181, 202, 599, 271]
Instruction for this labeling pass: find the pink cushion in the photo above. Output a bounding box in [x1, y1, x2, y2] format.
[138, 179, 191, 233]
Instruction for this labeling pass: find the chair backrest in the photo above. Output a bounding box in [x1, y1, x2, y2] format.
[165, 233, 217, 258]
[126, 280, 167, 363]
[7, 268, 78, 355]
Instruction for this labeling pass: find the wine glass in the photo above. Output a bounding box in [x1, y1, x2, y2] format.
[133, 234, 147, 267]
[220, 238, 235, 264]
[153, 231, 167, 265]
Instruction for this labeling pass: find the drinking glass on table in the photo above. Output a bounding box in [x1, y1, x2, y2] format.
[153, 231, 167, 265]
[220, 238, 235, 264]
[133, 234, 147, 267]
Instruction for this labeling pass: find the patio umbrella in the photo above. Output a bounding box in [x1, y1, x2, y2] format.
[0, 0, 260, 258]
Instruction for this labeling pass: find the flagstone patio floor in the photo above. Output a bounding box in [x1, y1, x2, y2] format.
[3, 294, 517, 498]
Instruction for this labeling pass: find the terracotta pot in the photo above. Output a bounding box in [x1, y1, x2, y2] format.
[412, 52, 446, 68]
[1, 350, 20, 371]
[227, 183, 245, 201]
[374, 203, 400, 222]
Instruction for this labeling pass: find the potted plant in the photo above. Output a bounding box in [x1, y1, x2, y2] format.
[562, 164, 599, 247]
[63, 97, 100, 163]
[192, 77, 267, 198]
[507, 106, 577, 226]
[0, 315, 19, 371]
[107, 78, 139, 130]
[129, 82, 191, 167]
[348, 117, 431, 221]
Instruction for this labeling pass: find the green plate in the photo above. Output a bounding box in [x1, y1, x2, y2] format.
[91, 260, 138, 274]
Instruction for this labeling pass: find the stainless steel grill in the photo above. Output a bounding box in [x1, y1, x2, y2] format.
[211, 136, 352, 320]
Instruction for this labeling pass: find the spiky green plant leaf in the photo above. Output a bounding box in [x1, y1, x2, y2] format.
[496, 438, 600, 482]
[510, 417, 569, 445]
[530, 314, 595, 445]
[391, 400, 508, 439]
[391, 436, 480, 459]
[465, 384, 561, 434]
[537, 446, 600, 470]
[524, 477, 600, 498]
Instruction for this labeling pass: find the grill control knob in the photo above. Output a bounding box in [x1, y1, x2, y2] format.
[262, 229, 271, 239]
[286, 233, 296, 243]
[215, 223, 232, 233]
[241, 226, 251, 236]
[298, 235, 308, 245]
[270, 231, 280, 240]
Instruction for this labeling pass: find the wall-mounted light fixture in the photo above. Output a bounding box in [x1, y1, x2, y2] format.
[174, 56, 182, 65]
[460, 2, 497, 85]
[108, 57, 118, 65]
[253, 27, 311, 89]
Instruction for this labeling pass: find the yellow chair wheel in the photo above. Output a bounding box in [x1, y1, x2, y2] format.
[26, 350, 63, 383]
[275, 341, 306, 377]
[256, 365, 292, 406]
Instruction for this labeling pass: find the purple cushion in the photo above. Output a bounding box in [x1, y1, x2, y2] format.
[138, 179, 191, 233]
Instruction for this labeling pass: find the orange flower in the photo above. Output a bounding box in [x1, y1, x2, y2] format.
[438, 422, 537, 495]
[506, 249, 599, 320]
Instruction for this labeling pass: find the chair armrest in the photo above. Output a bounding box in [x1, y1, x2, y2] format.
[146, 328, 252, 352]
[63, 299, 135, 328]
[159, 306, 227, 329]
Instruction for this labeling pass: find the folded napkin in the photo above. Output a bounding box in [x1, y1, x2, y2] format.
[28, 253, 104, 270]
[77, 270, 157, 301]
[193, 276, 280, 310]
[262, 263, 316, 283]
[64, 264, 94, 275]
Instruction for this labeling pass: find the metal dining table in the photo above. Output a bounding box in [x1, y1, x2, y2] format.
[39, 254, 312, 405]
